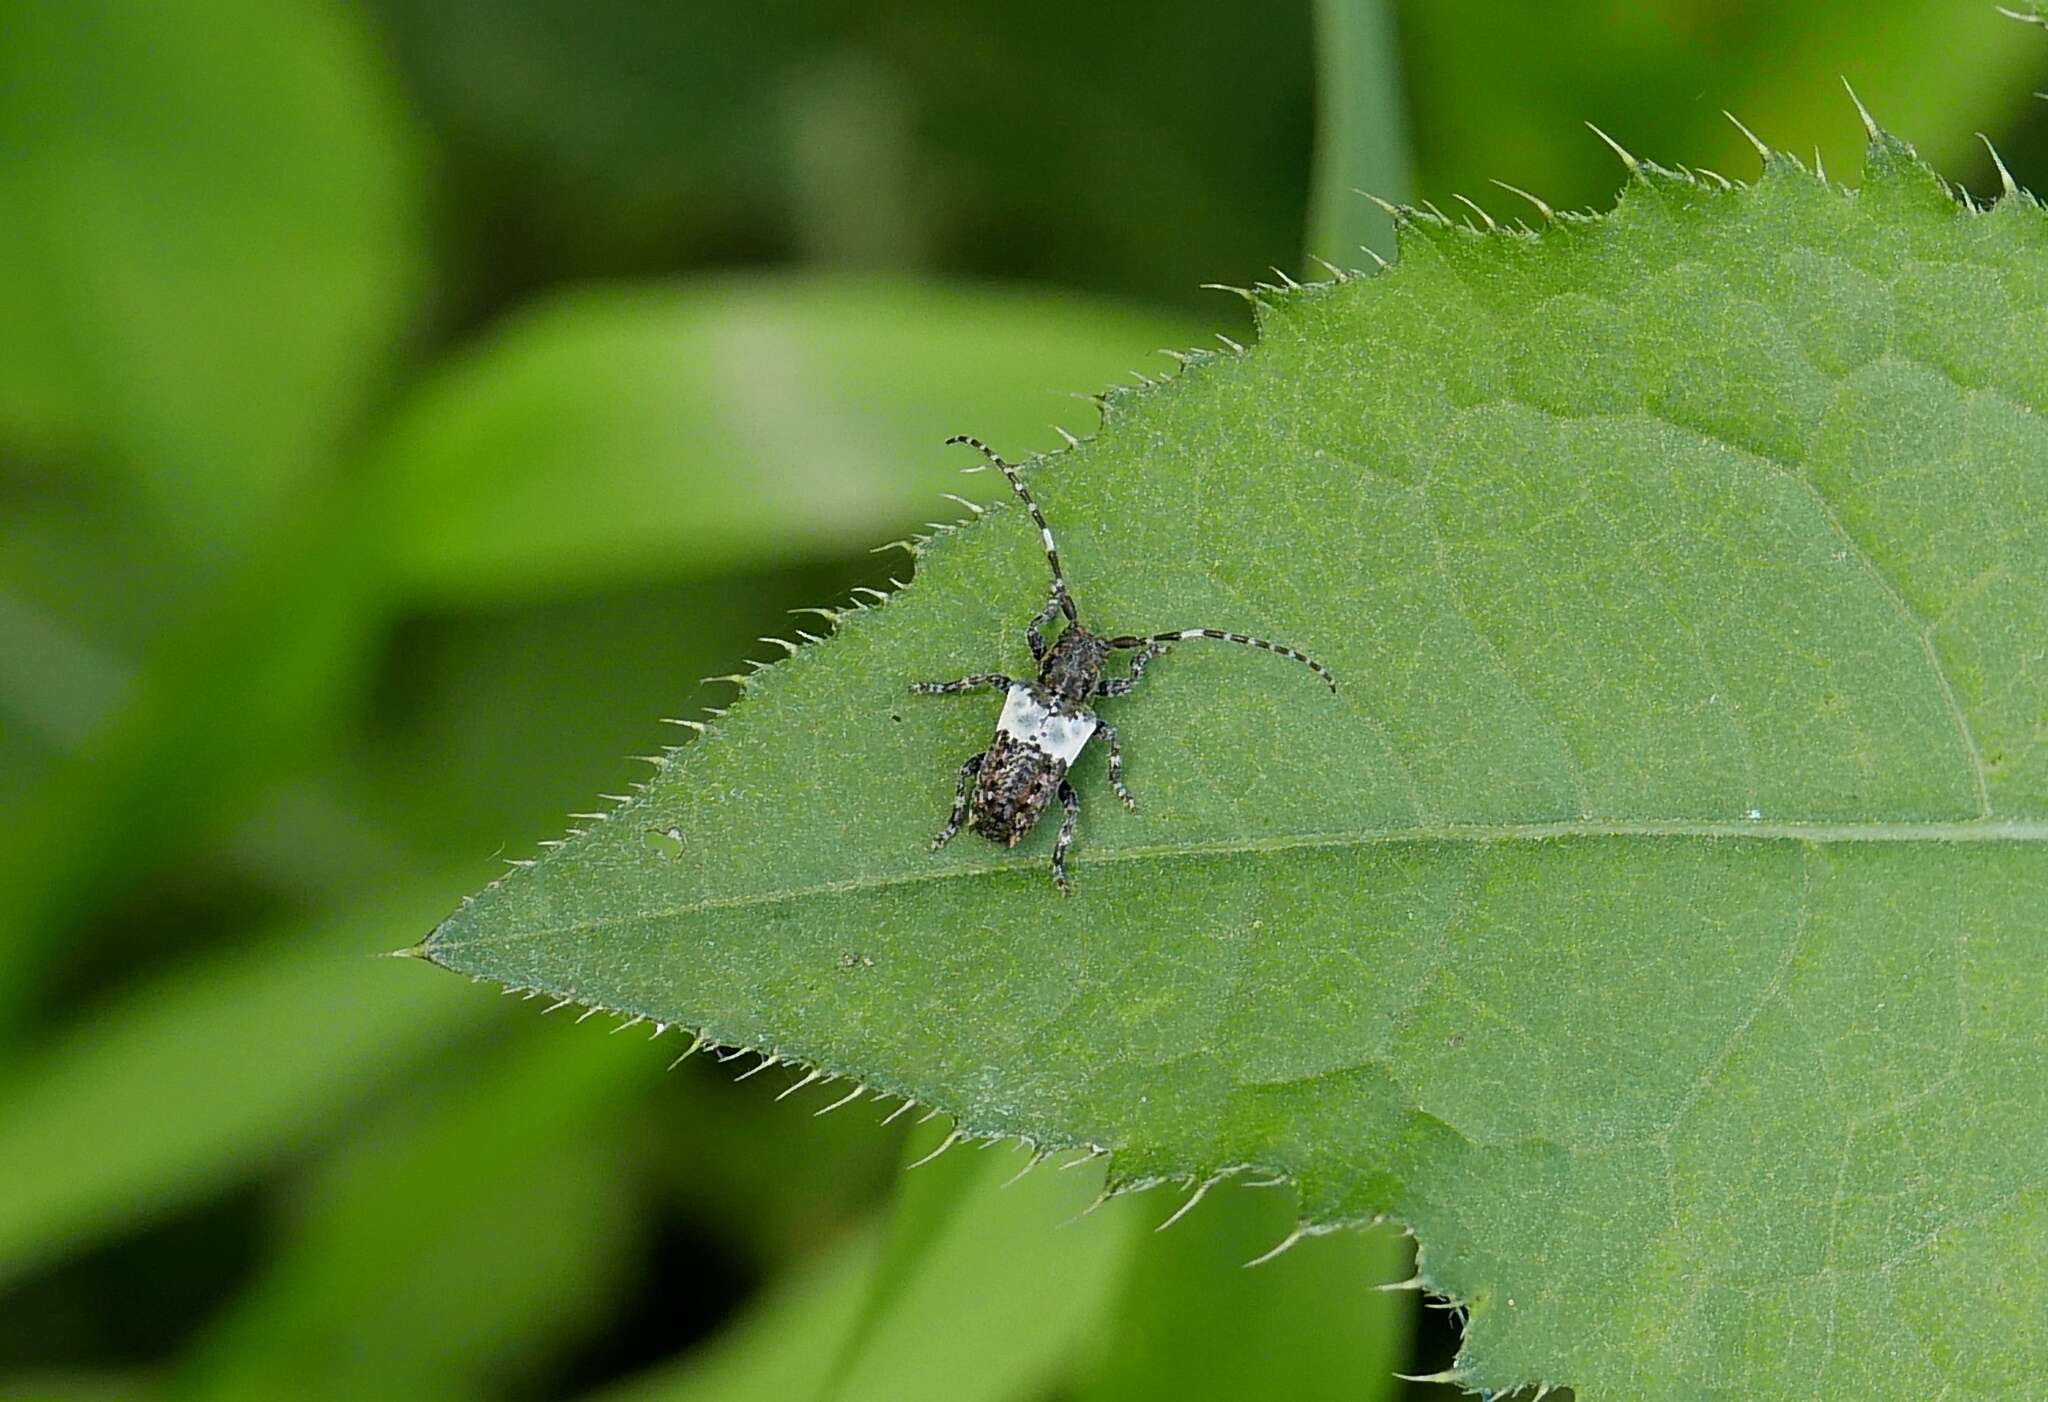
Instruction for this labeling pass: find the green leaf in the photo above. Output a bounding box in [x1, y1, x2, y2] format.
[593, 1124, 1139, 1402]
[175, 1023, 657, 1402]
[0, 275, 1189, 1030]
[814, 1125, 1141, 1402]
[0, 881, 488, 1289]
[377, 276, 1197, 604]
[0, 1373, 160, 1402]
[1405, 3, 2042, 225]
[584, 1225, 884, 1402]
[425, 137, 2048, 1399]
[1076, 1183, 1412, 1402]
[1306, 0, 1410, 266]
[0, 0, 423, 539]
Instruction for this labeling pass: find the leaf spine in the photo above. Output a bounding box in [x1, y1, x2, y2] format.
[1001, 1149, 1051, 1188]
[905, 1129, 963, 1169]
[733, 1052, 780, 1080]
[1841, 78, 1884, 142]
[1242, 1226, 1306, 1268]
[1451, 192, 1499, 232]
[1585, 121, 1640, 173]
[1979, 133, 2020, 198]
[814, 1082, 867, 1116]
[1490, 179, 1548, 223]
[1724, 110, 1771, 164]
[1154, 1175, 1220, 1231]
[667, 1031, 708, 1069]
[1356, 188, 1407, 223]
[774, 1067, 826, 1101]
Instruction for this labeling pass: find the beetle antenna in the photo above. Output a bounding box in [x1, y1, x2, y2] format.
[946, 435, 1079, 621]
[1108, 628, 1336, 692]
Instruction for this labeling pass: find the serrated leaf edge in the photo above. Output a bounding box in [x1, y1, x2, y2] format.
[422, 109, 2038, 1399]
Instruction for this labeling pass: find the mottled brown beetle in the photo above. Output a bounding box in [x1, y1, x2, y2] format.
[913, 436, 1335, 892]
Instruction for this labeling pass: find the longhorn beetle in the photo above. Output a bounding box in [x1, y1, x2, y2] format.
[913, 435, 1335, 893]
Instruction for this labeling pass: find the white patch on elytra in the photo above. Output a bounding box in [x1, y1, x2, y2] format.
[997, 684, 1098, 765]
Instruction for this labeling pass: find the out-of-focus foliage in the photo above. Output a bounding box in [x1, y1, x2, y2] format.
[1, 0, 2041, 1398]
[0, 0, 422, 544]
[374, 277, 1198, 603]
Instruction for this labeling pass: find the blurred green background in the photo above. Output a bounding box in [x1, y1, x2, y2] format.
[1, 3, 2040, 1398]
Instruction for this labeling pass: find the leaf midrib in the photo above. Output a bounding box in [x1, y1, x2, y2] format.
[455, 816, 2048, 941]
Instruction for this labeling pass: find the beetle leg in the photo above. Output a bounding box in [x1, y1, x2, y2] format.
[931, 752, 985, 850]
[1095, 641, 1170, 698]
[1026, 585, 1065, 661]
[911, 673, 1012, 696]
[1050, 779, 1080, 893]
[1095, 720, 1135, 810]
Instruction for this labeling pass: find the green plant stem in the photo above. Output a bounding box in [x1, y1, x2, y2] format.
[1306, 0, 1412, 270]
